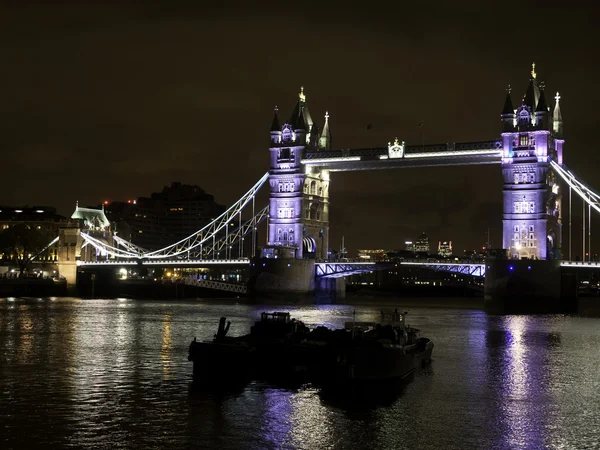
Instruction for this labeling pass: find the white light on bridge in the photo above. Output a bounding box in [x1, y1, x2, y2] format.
[405, 150, 502, 159]
[301, 157, 361, 164]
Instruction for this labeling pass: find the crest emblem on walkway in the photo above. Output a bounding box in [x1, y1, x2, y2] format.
[388, 137, 405, 159]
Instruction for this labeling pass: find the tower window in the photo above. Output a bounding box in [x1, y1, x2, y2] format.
[279, 182, 293, 192]
[519, 135, 529, 146]
[278, 208, 294, 218]
[514, 173, 519, 184]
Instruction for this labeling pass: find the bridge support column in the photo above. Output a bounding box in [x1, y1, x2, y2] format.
[315, 277, 346, 300]
[249, 258, 315, 296]
[484, 260, 565, 314]
[57, 226, 81, 294]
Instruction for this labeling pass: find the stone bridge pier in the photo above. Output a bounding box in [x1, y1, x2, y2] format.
[57, 225, 82, 293]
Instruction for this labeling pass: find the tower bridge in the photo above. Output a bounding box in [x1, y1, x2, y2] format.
[41, 65, 600, 310]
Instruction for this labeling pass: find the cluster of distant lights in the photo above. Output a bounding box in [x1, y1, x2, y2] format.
[103, 200, 136, 205]
[1, 209, 46, 213]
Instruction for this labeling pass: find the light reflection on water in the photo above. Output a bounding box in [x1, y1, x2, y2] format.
[1, 297, 600, 449]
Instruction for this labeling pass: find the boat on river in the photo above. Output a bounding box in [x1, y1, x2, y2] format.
[188, 310, 433, 384]
[187, 312, 311, 380]
[301, 310, 433, 383]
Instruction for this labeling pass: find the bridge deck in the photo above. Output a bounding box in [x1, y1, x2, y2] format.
[77, 258, 251, 267]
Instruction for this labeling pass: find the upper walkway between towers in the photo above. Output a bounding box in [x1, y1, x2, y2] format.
[301, 139, 503, 171]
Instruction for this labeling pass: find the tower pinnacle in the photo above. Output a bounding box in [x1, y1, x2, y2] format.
[299, 86, 305, 102]
[502, 87, 514, 115]
[531, 62, 537, 79]
[270, 106, 281, 132]
[319, 110, 331, 151]
[553, 91, 563, 137]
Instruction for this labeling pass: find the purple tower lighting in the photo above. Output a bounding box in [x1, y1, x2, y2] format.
[265, 87, 330, 260]
[501, 63, 563, 260]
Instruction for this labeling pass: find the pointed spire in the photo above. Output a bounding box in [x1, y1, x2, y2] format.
[554, 92, 562, 118]
[553, 91, 563, 136]
[319, 111, 331, 150]
[524, 80, 537, 110]
[502, 85, 514, 115]
[289, 86, 313, 131]
[270, 106, 280, 131]
[76, 201, 79, 210]
[295, 108, 306, 130]
[523, 63, 540, 110]
[536, 83, 548, 112]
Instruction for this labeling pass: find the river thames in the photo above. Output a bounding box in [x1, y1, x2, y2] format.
[1, 297, 599, 449]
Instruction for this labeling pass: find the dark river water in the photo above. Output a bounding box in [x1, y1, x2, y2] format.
[1, 297, 600, 449]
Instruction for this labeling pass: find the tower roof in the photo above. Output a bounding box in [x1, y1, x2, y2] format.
[536, 85, 548, 112]
[71, 205, 110, 229]
[289, 86, 313, 131]
[502, 86, 514, 115]
[295, 108, 306, 130]
[270, 106, 281, 132]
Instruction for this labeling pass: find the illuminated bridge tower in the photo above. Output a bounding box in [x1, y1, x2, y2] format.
[500, 64, 564, 260]
[266, 87, 330, 260]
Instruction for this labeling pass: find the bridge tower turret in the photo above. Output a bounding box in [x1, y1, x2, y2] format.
[501, 86, 515, 132]
[264, 88, 330, 261]
[265, 89, 309, 259]
[270, 106, 281, 144]
[501, 63, 563, 260]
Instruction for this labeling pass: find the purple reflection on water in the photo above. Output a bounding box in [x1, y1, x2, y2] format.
[493, 316, 553, 449]
[259, 387, 294, 446]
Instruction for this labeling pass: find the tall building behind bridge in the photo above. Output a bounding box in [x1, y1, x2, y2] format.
[438, 241, 453, 258]
[103, 182, 226, 250]
[0, 206, 65, 262]
[414, 233, 430, 253]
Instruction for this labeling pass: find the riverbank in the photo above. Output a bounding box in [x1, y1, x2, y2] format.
[0, 278, 67, 297]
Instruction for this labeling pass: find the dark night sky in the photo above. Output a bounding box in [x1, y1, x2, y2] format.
[1, 3, 598, 256]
